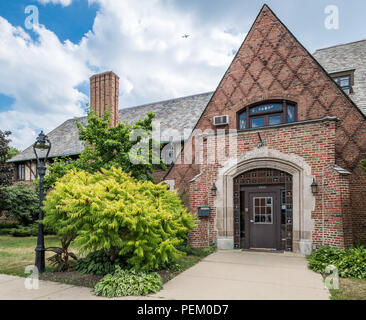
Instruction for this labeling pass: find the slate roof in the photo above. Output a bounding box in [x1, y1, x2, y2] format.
[313, 39, 366, 114]
[9, 92, 213, 162]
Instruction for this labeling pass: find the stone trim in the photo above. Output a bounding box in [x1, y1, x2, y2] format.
[214, 147, 316, 254]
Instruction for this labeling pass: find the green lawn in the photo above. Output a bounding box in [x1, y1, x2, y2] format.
[0, 235, 80, 276]
[330, 278, 366, 300]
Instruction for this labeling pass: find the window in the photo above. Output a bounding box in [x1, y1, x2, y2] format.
[253, 197, 273, 224]
[333, 76, 351, 94]
[330, 70, 355, 94]
[238, 101, 297, 130]
[17, 164, 25, 181]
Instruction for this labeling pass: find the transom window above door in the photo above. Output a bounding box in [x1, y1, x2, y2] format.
[238, 101, 297, 130]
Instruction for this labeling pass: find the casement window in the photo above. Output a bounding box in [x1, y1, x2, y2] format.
[330, 70, 355, 94]
[238, 101, 297, 130]
[17, 164, 25, 181]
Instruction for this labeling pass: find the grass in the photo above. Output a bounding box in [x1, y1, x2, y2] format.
[0, 235, 80, 276]
[330, 278, 366, 300]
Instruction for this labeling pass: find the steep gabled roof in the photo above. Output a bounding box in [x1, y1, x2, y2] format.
[8, 92, 213, 163]
[313, 39, 366, 114]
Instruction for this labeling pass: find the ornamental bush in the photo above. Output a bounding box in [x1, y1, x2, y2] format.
[43, 167, 197, 270]
[94, 266, 163, 298]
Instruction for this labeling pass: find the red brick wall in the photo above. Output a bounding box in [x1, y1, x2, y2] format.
[167, 5, 366, 248]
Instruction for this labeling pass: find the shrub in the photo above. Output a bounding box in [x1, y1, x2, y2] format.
[94, 266, 163, 298]
[0, 228, 13, 236]
[76, 250, 128, 275]
[0, 221, 19, 229]
[0, 183, 39, 225]
[43, 167, 197, 271]
[307, 246, 366, 279]
[9, 223, 38, 237]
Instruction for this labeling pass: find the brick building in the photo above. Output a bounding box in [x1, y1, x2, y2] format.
[9, 5, 366, 254]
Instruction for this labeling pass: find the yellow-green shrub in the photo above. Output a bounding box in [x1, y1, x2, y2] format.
[43, 167, 197, 270]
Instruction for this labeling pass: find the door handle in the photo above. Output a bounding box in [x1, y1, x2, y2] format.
[250, 220, 254, 223]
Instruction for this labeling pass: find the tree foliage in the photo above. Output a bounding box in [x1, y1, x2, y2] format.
[0, 130, 13, 187]
[39, 107, 165, 192]
[7, 147, 20, 160]
[43, 167, 197, 270]
[0, 182, 39, 225]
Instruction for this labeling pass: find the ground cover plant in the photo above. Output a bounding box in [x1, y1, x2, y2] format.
[307, 245, 366, 279]
[94, 266, 163, 298]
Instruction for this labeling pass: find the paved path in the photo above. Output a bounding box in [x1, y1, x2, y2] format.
[0, 251, 329, 300]
[151, 250, 330, 300]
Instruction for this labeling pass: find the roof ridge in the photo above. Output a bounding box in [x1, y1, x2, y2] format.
[314, 39, 366, 52]
[119, 91, 214, 111]
[73, 91, 214, 121]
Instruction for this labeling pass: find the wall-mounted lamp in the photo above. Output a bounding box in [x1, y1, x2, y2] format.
[211, 183, 217, 197]
[311, 178, 319, 194]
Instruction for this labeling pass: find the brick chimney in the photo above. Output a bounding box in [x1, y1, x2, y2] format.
[90, 71, 119, 127]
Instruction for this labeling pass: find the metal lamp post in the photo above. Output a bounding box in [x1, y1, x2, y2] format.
[33, 131, 51, 273]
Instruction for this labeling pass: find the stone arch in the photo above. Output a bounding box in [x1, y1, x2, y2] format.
[214, 147, 315, 254]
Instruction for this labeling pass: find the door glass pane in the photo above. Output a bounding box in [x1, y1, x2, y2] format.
[253, 197, 273, 225]
[269, 115, 282, 126]
[251, 117, 264, 128]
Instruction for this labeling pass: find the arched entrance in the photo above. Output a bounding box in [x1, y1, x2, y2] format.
[233, 169, 293, 251]
[214, 147, 316, 255]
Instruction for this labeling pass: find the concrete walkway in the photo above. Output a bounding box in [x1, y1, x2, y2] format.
[152, 250, 330, 300]
[0, 251, 329, 300]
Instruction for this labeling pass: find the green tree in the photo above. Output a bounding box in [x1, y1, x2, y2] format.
[0, 130, 13, 187]
[7, 147, 20, 160]
[74, 107, 165, 180]
[38, 106, 165, 192]
[43, 167, 197, 270]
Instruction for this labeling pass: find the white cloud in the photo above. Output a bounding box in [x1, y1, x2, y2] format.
[36, 0, 73, 7]
[0, 0, 246, 150]
[82, 0, 245, 105]
[0, 17, 89, 150]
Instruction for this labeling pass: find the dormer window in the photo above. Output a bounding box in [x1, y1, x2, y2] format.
[333, 76, 351, 94]
[330, 70, 355, 94]
[237, 101, 297, 130]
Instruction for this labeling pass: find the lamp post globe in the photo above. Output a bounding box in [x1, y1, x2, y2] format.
[33, 131, 51, 273]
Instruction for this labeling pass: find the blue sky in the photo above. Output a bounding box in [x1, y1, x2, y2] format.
[0, 0, 365, 150]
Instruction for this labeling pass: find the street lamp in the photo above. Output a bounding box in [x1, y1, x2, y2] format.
[33, 131, 51, 273]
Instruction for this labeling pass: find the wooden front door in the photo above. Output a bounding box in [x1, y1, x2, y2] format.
[234, 169, 293, 251]
[241, 187, 281, 250]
